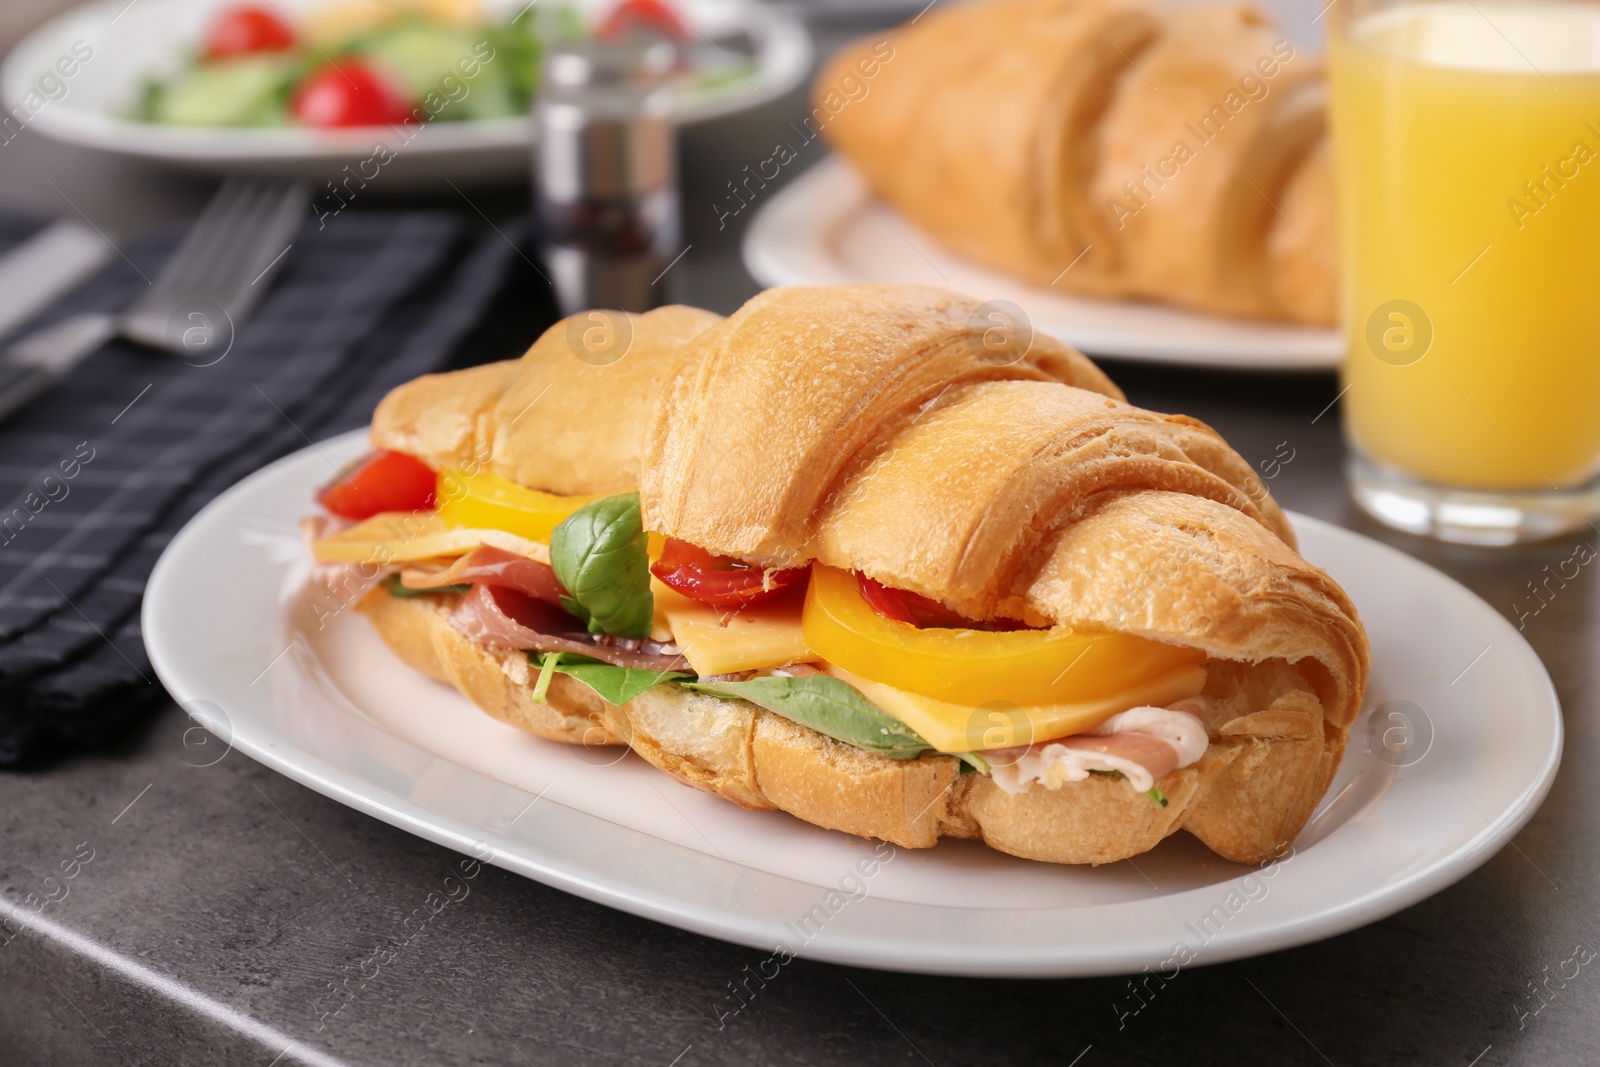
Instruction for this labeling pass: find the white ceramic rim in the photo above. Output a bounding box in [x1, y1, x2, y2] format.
[742, 158, 1345, 370]
[143, 430, 1563, 976]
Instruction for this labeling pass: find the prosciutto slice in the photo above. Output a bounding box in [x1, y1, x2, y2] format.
[401, 545, 566, 604]
[300, 515, 393, 606]
[450, 583, 689, 672]
[987, 700, 1209, 795]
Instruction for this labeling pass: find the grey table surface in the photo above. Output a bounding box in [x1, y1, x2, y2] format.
[2, 9, 1598, 1067]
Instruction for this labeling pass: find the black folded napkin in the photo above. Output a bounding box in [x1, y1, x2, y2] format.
[0, 210, 548, 765]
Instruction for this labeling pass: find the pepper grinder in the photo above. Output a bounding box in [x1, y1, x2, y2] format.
[534, 41, 681, 317]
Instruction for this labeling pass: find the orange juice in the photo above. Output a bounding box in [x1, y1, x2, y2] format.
[1333, 1, 1600, 490]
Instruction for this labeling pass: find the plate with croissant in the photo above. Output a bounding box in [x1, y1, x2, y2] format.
[145, 284, 1559, 976]
[744, 0, 1343, 369]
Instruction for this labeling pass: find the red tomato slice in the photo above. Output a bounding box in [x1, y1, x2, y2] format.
[599, 0, 687, 41]
[291, 62, 413, 128]
[650, 538, 807, 609]
[856, 572, 1029, 631]
[204, 5, 297, 60]
[316, 451, 438, 520]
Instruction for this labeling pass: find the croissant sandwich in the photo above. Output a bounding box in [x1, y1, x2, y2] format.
[815, 0, 1337, 326]
[306, 284, 1368, 866]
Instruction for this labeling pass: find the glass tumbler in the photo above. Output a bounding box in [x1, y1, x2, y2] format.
[1331, 0, 1600, 544]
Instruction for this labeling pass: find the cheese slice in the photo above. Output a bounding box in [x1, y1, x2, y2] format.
[651, 581, 812, 676]
[829, 664, 1209, 753]
[312, 512, 551, 566]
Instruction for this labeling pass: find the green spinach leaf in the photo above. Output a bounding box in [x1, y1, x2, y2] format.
[549, 492, 654, 638]
[530, 652, 690, 706]
[957, 751, 989, 774]
[531, 651, 563, 703]
[1088, 768, 1170, 808]
[382, 574, 470, 598]
[682, 674, 933, 760]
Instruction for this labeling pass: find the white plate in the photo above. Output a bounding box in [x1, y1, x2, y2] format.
[144, 430, 1561, 977]
[744, 158, 1344, 370]
[2, 0, 811, 183]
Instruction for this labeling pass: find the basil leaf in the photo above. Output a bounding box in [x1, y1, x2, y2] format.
[682, 674, 933, 760]
[549, 491, 653, 638]
[531, 653, 690, 706]
[382, 574, 470, 599]
[558, 594, 590, 625]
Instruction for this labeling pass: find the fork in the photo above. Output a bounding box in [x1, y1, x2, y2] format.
[0, 178, 312, 423]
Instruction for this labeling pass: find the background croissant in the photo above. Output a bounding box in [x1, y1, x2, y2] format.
[817, 0, 1338, 326]
[363, 284, 1368, 866]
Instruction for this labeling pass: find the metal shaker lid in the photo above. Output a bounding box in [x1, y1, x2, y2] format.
[543, 38, 679, 90]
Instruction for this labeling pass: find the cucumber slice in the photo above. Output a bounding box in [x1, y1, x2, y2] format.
[352, 22, 486, 102]
[450, 72, 521, 120]
[153, 56, 297, 127]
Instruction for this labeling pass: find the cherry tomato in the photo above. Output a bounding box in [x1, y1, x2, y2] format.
[650, 538, 807, 609]
[204, 5, 297, 60]
[291, 62, 413, 128]
[599, 0, 687, 41]
[316, 451, 438, 520]
[856, 572, 1028, 631]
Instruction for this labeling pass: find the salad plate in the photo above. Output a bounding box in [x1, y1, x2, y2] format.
[744, 158, 1345, 370]
[143, 429, 1562, 977]
[1, 0, 811, 182]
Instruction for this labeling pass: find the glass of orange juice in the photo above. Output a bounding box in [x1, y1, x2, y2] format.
[1331, 0, 1600, 544]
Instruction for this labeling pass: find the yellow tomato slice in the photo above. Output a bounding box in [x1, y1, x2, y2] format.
[801, 566, 1205, 707]
[435, 469, 598, 546]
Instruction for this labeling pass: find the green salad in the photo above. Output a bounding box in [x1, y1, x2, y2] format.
[133, 0, 733, 129]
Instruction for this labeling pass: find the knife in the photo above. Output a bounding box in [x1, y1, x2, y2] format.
[0, 220, 116, 343]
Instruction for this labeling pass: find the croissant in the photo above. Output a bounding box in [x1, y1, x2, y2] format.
[816, 0, 1338, 326]
[319, 284, 1368, 867]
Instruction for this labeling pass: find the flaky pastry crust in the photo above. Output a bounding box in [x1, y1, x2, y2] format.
[348, 284, 1368, 865]
[815, 0, 1338, 324]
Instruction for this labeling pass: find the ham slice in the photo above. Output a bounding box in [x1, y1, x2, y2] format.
[1046, 732, 1183, 780]
[988, 701, 1209, 795]
[300, 515, 393, 606]
[450, 583, 689, 672]
[401, 545, 566, 604]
